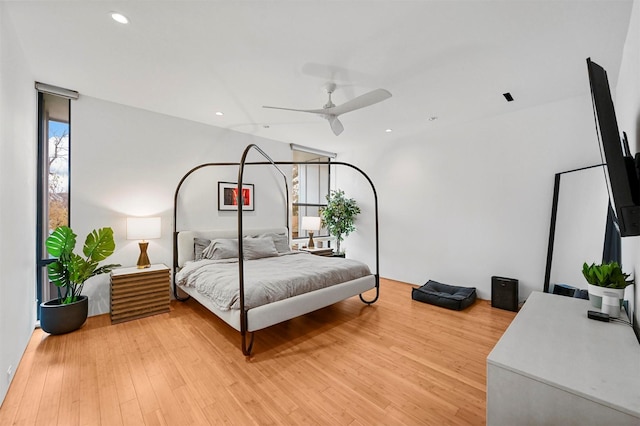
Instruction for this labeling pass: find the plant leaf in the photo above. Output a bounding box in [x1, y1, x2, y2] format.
[47, 260, 69, 288]
[582, 261, 633, 288]
[45, 226, 76, 257]
[90, 263, 121, 279]
[67, 253, 90, 284]
[83, 227, 116, 262]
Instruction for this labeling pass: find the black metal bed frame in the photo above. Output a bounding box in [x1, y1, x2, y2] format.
[172, 144, 380, 355]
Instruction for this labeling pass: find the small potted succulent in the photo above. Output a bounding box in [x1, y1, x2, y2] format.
[581, 261, 633, 309]
[41, 226, 120, 334]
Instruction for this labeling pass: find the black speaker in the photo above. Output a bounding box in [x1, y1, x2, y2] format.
[491, 276, 519, 311]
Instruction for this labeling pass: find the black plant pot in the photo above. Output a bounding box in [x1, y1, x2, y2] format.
[40, 295, 88, 335]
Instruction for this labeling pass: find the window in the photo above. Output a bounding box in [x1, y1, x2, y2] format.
[291, 146, 333, 245]
[47, 118, 69, 229]
[36, 84, 77, 313]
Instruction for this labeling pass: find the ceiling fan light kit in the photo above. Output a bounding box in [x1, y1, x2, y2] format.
[263, 83, 392, 136]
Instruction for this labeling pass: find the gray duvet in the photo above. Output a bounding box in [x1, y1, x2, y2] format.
[175, 252, 371, 311]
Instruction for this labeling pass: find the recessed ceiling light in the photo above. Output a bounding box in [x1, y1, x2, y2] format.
[428, 116, 438, 121]
[385, 128, 393, 133]
[215, 111, 224, 116]
[111, 12, 129, 24]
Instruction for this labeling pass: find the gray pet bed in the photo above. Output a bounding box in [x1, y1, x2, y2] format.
[412, 280, 477, 310]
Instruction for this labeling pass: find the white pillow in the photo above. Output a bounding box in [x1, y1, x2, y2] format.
[260, 232, 290, 253]
[202, 238, 238, 260]
[242, 237, 279, 260]
[194, 238, 211, 260]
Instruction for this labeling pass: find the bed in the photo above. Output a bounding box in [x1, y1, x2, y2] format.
[172, 144, 380, 355]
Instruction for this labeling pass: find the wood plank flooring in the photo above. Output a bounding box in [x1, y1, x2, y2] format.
[0, 279, 516, 425]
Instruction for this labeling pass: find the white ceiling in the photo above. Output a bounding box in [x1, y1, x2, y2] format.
[4, 1, 633, 154]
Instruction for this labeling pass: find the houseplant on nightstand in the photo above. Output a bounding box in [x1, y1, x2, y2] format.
[41, 226, 120, 334]
[582, 261, 633, 309]
[320, 189, 361, 255]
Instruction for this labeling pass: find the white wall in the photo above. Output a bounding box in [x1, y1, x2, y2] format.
[71, 96, 291, 316]
[338, 94, 601, 301]
[0, 3, 37, 405]
[617, 0, 640, 337]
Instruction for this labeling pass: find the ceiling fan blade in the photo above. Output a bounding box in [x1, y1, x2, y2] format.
[328, 116, 344, 136]
[262, 105, 326, 114]
[327, 88, 392, 116]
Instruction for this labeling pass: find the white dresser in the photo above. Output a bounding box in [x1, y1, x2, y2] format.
[487, 291, 640, 425]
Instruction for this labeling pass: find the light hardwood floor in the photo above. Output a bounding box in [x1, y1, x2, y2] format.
[0, 279, 516, 425]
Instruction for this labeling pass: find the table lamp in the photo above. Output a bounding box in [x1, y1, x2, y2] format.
[301, 216, 321, 249]
[126, 217, 161, 268]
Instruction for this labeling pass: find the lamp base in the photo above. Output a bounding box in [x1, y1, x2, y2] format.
[307, 232, 315, 249]
[137, 241, 151, 268]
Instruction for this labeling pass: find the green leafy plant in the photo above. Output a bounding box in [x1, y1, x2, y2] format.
[582, 261, 634, 289]
[46, 226, 120, 304]
[320, 189, 361, 254]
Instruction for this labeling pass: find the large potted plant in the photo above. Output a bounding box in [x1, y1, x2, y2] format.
[41, 226, 120, 334]
[581, 261, 633, 309]
[320, 189, 361, 255]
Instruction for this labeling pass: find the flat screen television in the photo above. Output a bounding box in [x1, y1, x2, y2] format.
[587, 58, 640, 236]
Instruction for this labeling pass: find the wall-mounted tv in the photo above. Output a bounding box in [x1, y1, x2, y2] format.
[587, 58, 640, 236]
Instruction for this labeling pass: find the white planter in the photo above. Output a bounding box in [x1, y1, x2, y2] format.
[587, 284, 624, 309]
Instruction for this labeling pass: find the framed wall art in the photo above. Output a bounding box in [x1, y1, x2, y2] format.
[218, 182, 255, 211]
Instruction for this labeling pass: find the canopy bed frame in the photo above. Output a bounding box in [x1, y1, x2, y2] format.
[172, 144, 380, 355]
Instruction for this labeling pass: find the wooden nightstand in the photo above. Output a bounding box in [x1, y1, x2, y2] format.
[298, 247, 334, 256]
[110, 264, 170, 324]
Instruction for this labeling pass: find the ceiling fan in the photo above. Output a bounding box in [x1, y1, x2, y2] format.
[263, 83, 392, 136]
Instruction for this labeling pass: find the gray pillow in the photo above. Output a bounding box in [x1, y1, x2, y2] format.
[261, 233, 290, 253]
[194, 238, 211, 260]
[243, 237, 279, 260]
[202, 238, 239, 260]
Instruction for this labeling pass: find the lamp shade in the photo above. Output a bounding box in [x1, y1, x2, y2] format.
[301, 216, 321, 232]
[126, 217, 161, 240]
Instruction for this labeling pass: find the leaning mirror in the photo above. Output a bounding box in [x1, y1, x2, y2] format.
[544, 164, 613, 294]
